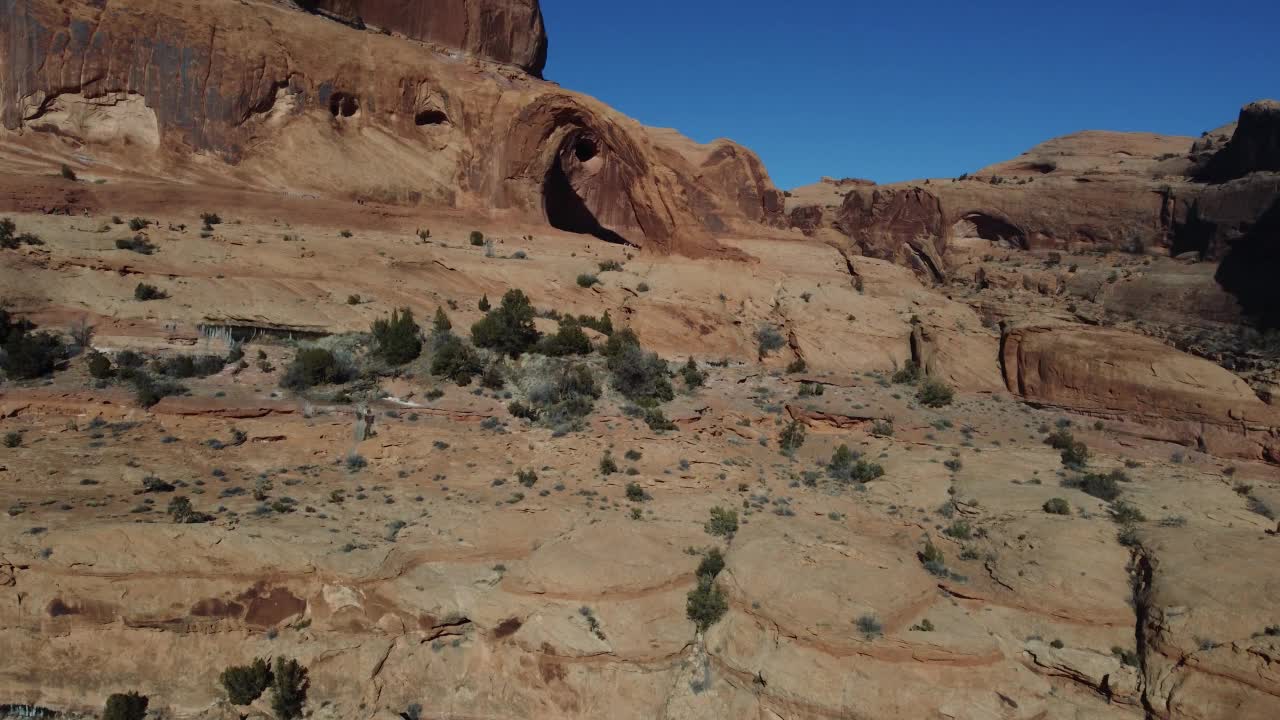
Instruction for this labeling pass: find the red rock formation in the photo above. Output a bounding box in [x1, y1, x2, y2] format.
[1195, 100, 1280, 182]
[0, 0, 781, 256]
[835, 186, 948, 282]
[1001, 322, 1280, 461]
[297, 0, 548, 75]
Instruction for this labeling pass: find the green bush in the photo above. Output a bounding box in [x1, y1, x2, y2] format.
[537, 318, 591, 356]
[680, 357, 707, 388]
[270, 657, 309, 720]
[755, 325, 786, 357]
[167, 496, 213, 523]
[598, 260, 624, 272]
[114, 235, 155, 254]
[856, 614, 882, 639]
[779, 420, 806, 454]
[478, 294, 491, 312]
[431, 306, 453, 335]
[134, 283, 166, 301]
[430, 334, 483, 385]
[785, 358, 807, 374]
[625, 482, 645, 502]
[892, 362, 922, 384]
[696, 549, 725, 580]
[578, 311, 614, 336]
[127, 217, 150, 231]
[154, 354, 224, 378]
[1065, 471, 1122, 501]
[919, 540, 947, 576]
[705, 506, 738, 536]
[1043, 497, 1070, 515]
[103, 692, 148, 720]
[281, 348, 349, 390]
[576, 273, 599, 288]
[605, 331, 672, 404]
[3, 432, 20, 448]
[60, 163, 77, 180]
[1, 328, 64, 379]
[371, 308, 422, 365]
[131, 373, 187, 408]
[916, 378, 954, 407]
[471, 289, 540, 357]
[686, 575, 728, 631]
[943, 520, 972, 539]
[599, 451, 618, 475]
[220, 658, 273, 704]
[849, 459, 885, 483]
[469, 230, 485, 246]
[1060, 441, 1090, 469]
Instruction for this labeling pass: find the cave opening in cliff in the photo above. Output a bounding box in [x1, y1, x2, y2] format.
[415, 109, 448, 126]
[542, 144, 630, 245]
[329, 92, 359, 118]
[956, 212, 1027, 249]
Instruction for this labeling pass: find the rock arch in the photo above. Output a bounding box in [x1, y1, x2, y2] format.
[952, 211, 1027, 249]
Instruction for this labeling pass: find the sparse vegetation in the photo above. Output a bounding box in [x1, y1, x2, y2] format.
[779, 420, 806, 455]
[755, 325, 786, 358]
[892, 361, 921, 384]
[1043, 498, 1070, 515]
[576, 273, 599, 288]
[472, 289, 540, 357]
[114, 235, 155, 254]
[469, 230, 485, 246]
[281, 347, 351, 390]
[103, 692, 148, 720]
[269, 657, 309, 720]
[134, 283, 167, 301]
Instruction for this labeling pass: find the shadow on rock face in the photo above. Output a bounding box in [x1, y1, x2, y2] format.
[1216, 197, 1280, 330]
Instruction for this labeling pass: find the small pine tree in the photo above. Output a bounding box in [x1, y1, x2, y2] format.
[103, 692, 148, 720]
[270, 657, 308, 720]
[432, 306, 452, 335]
[371, 308, 422, 365]
[478, 294, 491, 311]
[221, 658, 273, 705]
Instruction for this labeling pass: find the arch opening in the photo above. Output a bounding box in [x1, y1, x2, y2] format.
[415, 109, 448, 126]
[329, 92, 359, 118]
[542, 133, 631, 246]
[954, 212, 1027, 249]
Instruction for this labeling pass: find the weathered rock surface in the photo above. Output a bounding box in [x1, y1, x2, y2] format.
[0, 0, 782, 255]
[1195, 99, 1280, 182]
[1001, 322, 1280, 460]
[297, 0, 548, 75]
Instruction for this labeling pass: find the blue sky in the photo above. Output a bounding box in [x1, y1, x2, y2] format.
[541, 1, 1280, 189]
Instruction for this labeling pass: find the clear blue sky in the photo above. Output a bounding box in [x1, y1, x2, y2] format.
[541, 1, 1280, 189]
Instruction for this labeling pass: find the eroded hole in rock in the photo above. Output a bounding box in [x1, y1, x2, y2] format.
[574, 138, 598, 162]
[415, 109, 448, 126]
[955, 212, 1027, 249]
[329, 92, 359, 118]
[543, 139, 631, 245]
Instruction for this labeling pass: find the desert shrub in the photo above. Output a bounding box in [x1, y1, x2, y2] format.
[201, 212, 222, 226]
[430, 334, 482, 385]
[1109, 500, 1146, 524]
[1, 328, 64, 379]
[155, 354, 224, 378]
[1060, 441, 1090, 469]
[0, 307, 33, 343]
[785, 357, 807, 374]
[472, 289, 540, 357]
[849, 459, 885, 483]
[916, 378, 954, 407]
[1065, 471, 1123, 501]
[480, 361, 506, 390]
[686, 574, 728, 631]
[371, 308, 422, 365]
[892, 361, 921, 384]
[167, 496, 213, 523]
[633, 405, 677, 431]
[478, 294, 490, 311]
[856, 614, 882, 638]
[522, 361, 601, 429]
[919, 540, 946, 576]
[576, 273, 599, 288]
[3, 432, 20, 448]
[134, 283, 167, 301]
[469, 230, 485, 246]
[607, 342, 673, 404]
[103, 692, 148, 720]
[1043, 497, 1070, 515]
[779, 420, 806, 454]
[114, 235, 155, 254]
[221, 658, 273, 705]
[598, 259, 624, 272]
[755, 325, 786, 357]
[281, 347, 350, 390]
[86, 352, 113, 379]
[680, 357, 706, 388]
[127, 217, 150, 231]
[1045, 428, 1076, 450]
[270, 657, 309, 720]
[537, 317, 591, 356]
[578, 311, 614, 336]
[60, 163, 77, 180]
[705, 506, 738, 536]
[625, 482, 645, 502]
[599, 451, 618, 475]
[516, 469, 538, 487]
[870, 419, 894, 437]
[943, 520, 972, 539]
[697, 548, 725, 579]
[131, 373, 187, 407]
